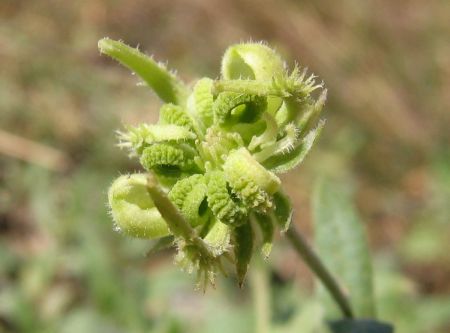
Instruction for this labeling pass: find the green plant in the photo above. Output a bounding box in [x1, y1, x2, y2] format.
[99, 38, 391, 330]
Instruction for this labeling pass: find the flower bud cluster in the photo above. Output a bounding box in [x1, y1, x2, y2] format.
[101, 39, 326, 288]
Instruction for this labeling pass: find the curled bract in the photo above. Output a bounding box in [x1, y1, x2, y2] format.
[140, 143, 197, 175]
[213, 92, 267, 126]
[117, 123, 195, 156]
[168, 174, 209, 227]
[187, 78, 214, 130]
[221, 42, 285, 81]
[101, 39, 326, 288]
[159, 103, 194, 129]
[108, 174, 170, 239]
[224, 148, 280, 210]
[206, 170, 247, 226]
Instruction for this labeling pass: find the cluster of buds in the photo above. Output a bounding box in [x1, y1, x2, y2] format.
[101, 39, 326, 289]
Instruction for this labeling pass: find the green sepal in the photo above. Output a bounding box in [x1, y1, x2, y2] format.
[98, 38, 188, 105]
[297, 89, 327, 133]
[252, 123, 300, 163]
[233, 221, 254, 287]
[252, 212, 275, 258]
[108, 174, 170, 239]
[262, 120, 325, 174]
[271, 190, 293, 232]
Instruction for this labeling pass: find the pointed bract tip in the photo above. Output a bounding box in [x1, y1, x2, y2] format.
[98, 37, 113, 54]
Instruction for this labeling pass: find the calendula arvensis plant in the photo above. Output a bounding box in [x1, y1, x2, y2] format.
[100, 39, 326, 290]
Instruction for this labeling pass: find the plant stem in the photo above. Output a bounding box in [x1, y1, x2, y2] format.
[251, 260, 270, 333]
[285, 226, 354, 319]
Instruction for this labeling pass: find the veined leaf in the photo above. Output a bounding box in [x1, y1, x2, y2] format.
[313, 178, 376, 319]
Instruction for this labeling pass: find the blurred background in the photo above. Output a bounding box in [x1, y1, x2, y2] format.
[0, 0, 449, 332]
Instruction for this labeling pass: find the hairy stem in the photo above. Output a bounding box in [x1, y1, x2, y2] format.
[146, 174, 214, 260]
[285, 225, 354, 319]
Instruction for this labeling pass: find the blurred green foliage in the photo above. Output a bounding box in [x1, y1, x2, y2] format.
[0, 0, 449, 332]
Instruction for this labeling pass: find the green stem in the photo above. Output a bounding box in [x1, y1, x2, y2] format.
[285, 226, 354, 319]
[146, 174, 214, 260]
[251, 260, 270, 333]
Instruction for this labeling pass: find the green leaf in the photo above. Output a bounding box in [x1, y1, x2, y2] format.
[313, 178, 376, 319]
[98, 38, 188, 105]
[297, 89, 327, 134]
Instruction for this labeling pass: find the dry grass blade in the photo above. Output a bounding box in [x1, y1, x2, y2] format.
[0, 129, 71, 172]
